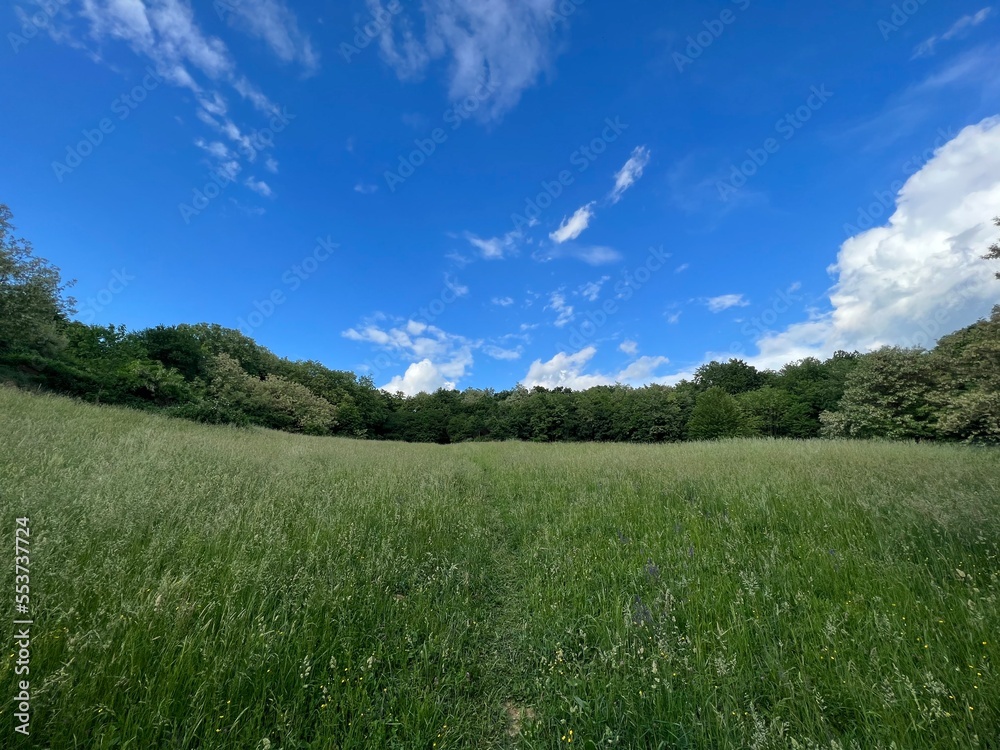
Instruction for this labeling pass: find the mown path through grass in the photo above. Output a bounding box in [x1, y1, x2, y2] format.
[1, 387, 998, 749]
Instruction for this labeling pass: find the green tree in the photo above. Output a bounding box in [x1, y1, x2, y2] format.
[0, 204, 75, 355]
[687, 387, 750, 440]
[984, 215, 999, 279]
[819, 348, 939, 440]
[736, 386, 813, 438]
[693, 359, 768, 395]
[932, 311, 1000, 443]
[135, 325, 208, 382]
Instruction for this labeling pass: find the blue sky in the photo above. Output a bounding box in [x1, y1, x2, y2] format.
[3, 0, 1000, 393]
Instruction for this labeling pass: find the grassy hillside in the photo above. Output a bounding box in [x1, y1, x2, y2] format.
[1, 386, 998, 749]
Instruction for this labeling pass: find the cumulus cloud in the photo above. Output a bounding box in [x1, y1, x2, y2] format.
[619, 339, 639, 355]
[705, 294, 750, 312]
[745, 117, 1000, 368]
[913, 8, 992, 59]
[550, 203, 595, 244]
[659, 116, 1000, 380]
[609, 146, 651, 203]
[383, 360, 457, 394]
[367, 0, 564, 121]
[343, 318, 475, 395]
[522, 347, 670, 389]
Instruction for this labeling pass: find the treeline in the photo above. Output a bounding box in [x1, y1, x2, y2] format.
[2, 204, 999, 444]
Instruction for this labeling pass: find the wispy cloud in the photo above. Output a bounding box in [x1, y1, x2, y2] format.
[705, 294, 749, 312]
[913, 8, 992, 58]
[464, 230, 520, 260]
[533, 244, 623, 266]
[367, 0, 564, 122]
[609, 146, 651, 203]
[491, 296, 515, 307]
[354, 183, 378, 194]
[482, 344, 522, 360]
[244, 177, 273, 197]
[546, 291, 575, 327]
[550, 203, 596, 244]
[218, 0, 319, 73]
[579, 276, 611, 302]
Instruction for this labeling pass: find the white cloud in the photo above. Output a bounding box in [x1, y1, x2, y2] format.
[194, 138, 231, 159]
[658, 116, 1000, 382]
[264, 156, 279, 173]
[444, 274, 469, 297]
[579, 276, 611, 302]
[35, 0, 284, 178]
[383, 360, 456, 394]
[744, 117, 1000, 368]
[464, 230, 520, 260]
[619, 339, 639, 355]
[368, 0, 563, 121]
[343, 318, 475, 395]
[550, 203, 595, 244]
[482, 344, 522, 360]
[218, 0, 319, 72]
[705, 294, 749, 312]
[666, 311, 682, 325]
[534, 244, 623, 266]
[491, 296, 515, 307]
[675, 263, 690, 273]
[546, 292, 575, 327]
[523, 347, 670, 390]
[244, 177, 273, 197]
[609, 146, 651, 203]
[354, 183, 378, 194]
[913, 8, 992, 58]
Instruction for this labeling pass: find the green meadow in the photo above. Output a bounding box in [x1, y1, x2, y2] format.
[1, 385, 998, 749]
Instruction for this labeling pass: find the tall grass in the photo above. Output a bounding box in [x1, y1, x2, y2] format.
[1, 386, 998, 748]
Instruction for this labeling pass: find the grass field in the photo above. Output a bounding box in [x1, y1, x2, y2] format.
[1, 386, 999, 749]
